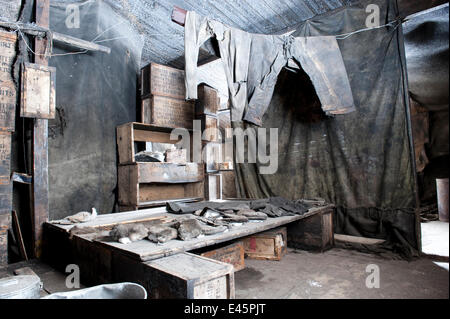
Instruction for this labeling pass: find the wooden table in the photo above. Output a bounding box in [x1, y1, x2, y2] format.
[42, 202, 334, 294]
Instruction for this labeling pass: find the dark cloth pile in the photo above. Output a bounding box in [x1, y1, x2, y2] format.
[166, 197, 327, 217]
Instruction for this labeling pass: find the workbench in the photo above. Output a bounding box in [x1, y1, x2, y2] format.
[42, 202, 334, 298]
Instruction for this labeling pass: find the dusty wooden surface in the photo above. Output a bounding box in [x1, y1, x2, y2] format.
[46, 204, 333, 262]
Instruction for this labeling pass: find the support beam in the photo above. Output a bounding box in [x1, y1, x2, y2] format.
[0, 21, 111, 54]
[31, 0, 49, 259]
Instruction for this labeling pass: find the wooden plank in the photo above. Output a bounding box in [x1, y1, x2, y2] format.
[117, 163, 138, 206]
[140, 63, 186, 99]
[12, 211, 28, 261]
[0, 31, 17, 132]
[0, 132, 11, 212]
[199, 114, 219, 142]
[205, 173, 222, 201]
[139, 182, 204, 205]
[141, 95, 194, 129]
[88, 205, 333, 262]
[20, 62, 56, 119]
[116, 123, 134, 164]
[135, 162, 204, 184]
[32, 0, 50, 258]
[334, 234, 385, 245]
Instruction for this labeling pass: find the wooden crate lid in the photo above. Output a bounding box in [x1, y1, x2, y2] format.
[144, 252, 233, 283]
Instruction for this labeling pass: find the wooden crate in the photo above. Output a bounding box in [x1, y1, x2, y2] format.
[118, 162, 205, 209]
[0, 31, 17, 132]
[205, 173, 222, 201]
[141, 95, 194, 130]
[143, 252, 235, 299]
[195, 84, 219, 116]
[140, 63, 185, 99]
[117, 122, 187, 165]
[198, 114, 219, 142]
[196, 241, 245, 272]
[243, 227, 287, 261]
[287, 208, 334, 251]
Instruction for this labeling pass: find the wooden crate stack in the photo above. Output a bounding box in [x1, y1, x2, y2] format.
[117, 63, 205, 211]
[0, 31, 17, 265]
[195, 84, 223, 201]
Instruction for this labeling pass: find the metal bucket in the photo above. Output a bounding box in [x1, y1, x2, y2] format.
[437, 178, 449, 222]
[0, 275, 42, 299]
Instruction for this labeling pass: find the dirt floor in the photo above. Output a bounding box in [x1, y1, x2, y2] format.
[1, 248, 448, 299]
[235, 248, 449, 299]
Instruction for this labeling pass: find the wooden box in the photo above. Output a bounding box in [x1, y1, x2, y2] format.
[140, 63, 185, 99]
[198, 114, 219, 142]
[141, 95, 194, 129]
[287, 208, 334, 252]
[196, 241, 245, 272]
[205, 173, 222, 201]
[243, 227, 287, 261]
[195, 84, 219, 116]
[0, 31, 17, 132]
[20, 62, 56, 119]
[143, 252, 235, 299]
[117, 122, 186, 165]
[118, 162, 205, 209]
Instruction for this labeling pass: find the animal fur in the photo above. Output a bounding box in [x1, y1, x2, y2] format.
[147, 225, 178, 243]
[110, 224, 148, 244]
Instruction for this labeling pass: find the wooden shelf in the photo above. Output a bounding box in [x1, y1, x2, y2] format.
[117, 122, 205, 211]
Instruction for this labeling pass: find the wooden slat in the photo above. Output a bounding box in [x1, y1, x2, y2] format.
[32, 0, 50, 259]
[138, 162, 204, 184]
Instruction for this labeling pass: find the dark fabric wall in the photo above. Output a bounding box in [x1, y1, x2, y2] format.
[47, 1, 143, 219]
[233, 0, 419, 255]
[403, 4, 449, 204]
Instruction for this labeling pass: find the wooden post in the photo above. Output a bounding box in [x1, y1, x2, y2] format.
[31, 0, 50, 258]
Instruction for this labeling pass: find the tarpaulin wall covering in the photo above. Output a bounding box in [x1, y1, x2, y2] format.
[48, 1, 143, 219]
[233, 0, 418, 254]
[403, 5, 449, 204]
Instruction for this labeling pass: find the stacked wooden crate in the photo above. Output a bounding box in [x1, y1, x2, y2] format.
[217, 109, 237, 199]
[0, 31, 17, 265]
[195, 84, 222, 201]
[117, 63, 204, 211]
